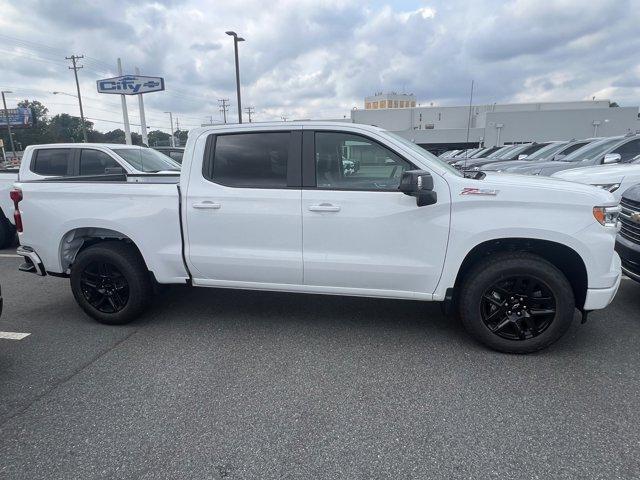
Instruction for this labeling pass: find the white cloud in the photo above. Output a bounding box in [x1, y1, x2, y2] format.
[0, 0, 637, 135]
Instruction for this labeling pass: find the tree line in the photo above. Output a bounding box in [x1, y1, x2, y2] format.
[0, 100, 188, 152]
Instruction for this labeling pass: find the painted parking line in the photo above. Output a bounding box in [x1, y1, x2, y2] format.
[0, 253, 20, 258]
[0, 331, 31, 340]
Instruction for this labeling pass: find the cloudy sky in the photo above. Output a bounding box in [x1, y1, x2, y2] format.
[0, 0, 639, 134]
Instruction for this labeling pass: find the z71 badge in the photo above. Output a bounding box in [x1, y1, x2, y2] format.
[460, 187, 499, 196]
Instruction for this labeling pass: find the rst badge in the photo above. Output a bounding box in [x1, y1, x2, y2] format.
[460, 187, 499, 196]
[96, 75, 165, 95]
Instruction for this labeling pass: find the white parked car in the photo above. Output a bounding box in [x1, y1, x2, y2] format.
[12, 122, 621, 353]
[0, 143, 180, 248]
[551, 157, 640, 199]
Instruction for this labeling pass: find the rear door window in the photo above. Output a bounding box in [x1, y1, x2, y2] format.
[32, 149, 73, 176]
[205, 132, 291, 188]
[79, 149, 121, 175]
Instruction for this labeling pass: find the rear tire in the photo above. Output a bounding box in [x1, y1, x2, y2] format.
[458, 252, 575, 354]
[70, 241, 153, 325]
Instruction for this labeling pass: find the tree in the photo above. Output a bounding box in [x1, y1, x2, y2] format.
[18, 99, 48, 123]
[609, 102, 619, 107]
[175, 129, 189, 146]
[103, 129, 126, 144]
[148, 129, 171, 146]
[46, 114, 93, 143]
[0, 99, 54, 150]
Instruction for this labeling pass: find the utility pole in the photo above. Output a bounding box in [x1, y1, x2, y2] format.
[218, 99, 230, 124]
[164, 112, 174, 147]
[175, 118, 180, 146]
[1, 91, 17, 160]
[65, 54, 88, 142]
[135, 67, 148, 146]
[244, 106, 255, 123]
[117, 58, 132, 145]
[225, 31, 245, 124]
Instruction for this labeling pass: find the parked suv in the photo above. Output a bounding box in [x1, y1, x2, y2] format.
[616, 184, 640, 283]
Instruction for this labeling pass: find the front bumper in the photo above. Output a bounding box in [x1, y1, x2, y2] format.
[615, 235, 640, 283]
[583, 252, 621, 310]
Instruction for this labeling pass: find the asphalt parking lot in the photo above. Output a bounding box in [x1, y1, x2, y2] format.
[0, 247, 639, 479]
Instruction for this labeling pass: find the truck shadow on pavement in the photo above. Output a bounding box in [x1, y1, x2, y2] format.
[134, 283, 618, 356]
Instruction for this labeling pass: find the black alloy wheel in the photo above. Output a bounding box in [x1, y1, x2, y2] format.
[80, 261, 130, 313]
[480, 275, 556, 341]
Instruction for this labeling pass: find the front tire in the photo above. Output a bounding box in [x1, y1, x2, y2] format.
[459, 252, 575, 354]
[70, 241, 153, 325]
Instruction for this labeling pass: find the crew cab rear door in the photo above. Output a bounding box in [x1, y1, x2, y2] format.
[185, 127, 303, 286]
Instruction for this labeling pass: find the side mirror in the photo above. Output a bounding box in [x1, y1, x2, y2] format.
[105, 166, 125, 174]
[603, 153, 621, 164]
[553, 154, 566, 161]
[399, 170, 437, 207]
[518, 154, 528, 160]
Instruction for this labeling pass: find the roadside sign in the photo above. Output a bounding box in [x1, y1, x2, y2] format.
[96, 75, 165, 95]
[0, 107, 33, 128]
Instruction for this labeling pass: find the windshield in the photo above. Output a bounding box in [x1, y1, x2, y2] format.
[386, 132, 462, 177]
[524, 142, 567, 161]
[496, 144, 530, 160]
[561, 138, 622, 162]
[114, 148, 181, 172]
[488, 145, 518, 159]
[472, 147, 497, 158]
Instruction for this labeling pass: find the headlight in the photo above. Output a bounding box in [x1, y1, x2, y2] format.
[593, 205, 621, 227]
[472, 166, 480, 171]
[593, 183, 620, 193]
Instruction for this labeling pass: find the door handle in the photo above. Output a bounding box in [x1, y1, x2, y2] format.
[308, 203, 341, 212]
[193, 202, 221, 210]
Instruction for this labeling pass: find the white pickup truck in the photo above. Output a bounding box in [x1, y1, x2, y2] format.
[11, 122, 622, 353]
[0, 143, 180, 248]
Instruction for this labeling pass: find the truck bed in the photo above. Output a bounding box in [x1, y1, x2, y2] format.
[15, 178, 188, 283]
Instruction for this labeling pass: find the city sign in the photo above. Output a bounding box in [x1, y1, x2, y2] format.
[96, 75, 165, 95]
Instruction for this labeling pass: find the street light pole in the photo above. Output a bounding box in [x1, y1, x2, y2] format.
[65, 55, 88, 142]
[226, 31, 245, 124]
[1, 91, 17, 160]
[164, 111, 175, 147]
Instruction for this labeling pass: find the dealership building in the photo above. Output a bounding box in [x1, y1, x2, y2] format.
[351, 93, 640, 154]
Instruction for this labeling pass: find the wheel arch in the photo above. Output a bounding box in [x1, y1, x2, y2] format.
[58, 227, 150, 275]
[452, 238, 588, 309]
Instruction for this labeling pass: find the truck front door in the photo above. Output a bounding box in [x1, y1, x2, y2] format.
[301, 129, 450, 297]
